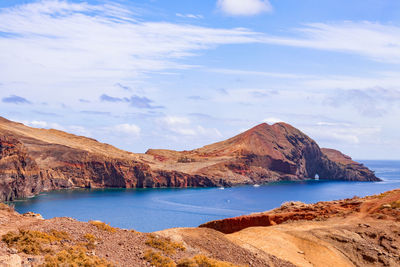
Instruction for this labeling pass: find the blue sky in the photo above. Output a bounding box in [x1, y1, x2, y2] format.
[0, 0, 400, 159]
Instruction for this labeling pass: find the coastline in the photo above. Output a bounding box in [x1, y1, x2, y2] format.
[1, 188, 399, 266]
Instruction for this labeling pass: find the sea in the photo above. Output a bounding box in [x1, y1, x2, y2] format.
[12, 160, 400, 232]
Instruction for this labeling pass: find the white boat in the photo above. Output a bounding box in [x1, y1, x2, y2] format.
[219, 187, 225, 190]
[253, 184, 260, 187]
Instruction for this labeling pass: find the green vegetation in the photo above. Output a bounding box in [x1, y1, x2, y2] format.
[89, 220, 117, 233]
[145, 234, 185, 255]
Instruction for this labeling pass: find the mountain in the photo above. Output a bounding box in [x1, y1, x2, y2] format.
[0, 117, 379, 201]
[147, 122, 378, 183]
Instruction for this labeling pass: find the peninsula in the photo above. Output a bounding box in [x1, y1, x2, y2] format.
[0, 116, 379, 201]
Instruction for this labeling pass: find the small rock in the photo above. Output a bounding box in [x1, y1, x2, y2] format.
[298, 251, 305, 254]
[22, 212, 43, 219]
[8, 248, 18, 254]
[382, 204, 391, 209]
[86, 251, 96, 256]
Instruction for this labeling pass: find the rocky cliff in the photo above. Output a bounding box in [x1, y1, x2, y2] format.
[147, 122, 379, 184]
[0, 117, 379, 201]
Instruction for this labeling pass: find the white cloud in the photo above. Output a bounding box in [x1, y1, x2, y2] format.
[300, 71, 400, 90]
[324, 87, 400, 117]
[20, 119, 92, 137]
[303, 124, 381, 145]
[68, 125, 92, 137]
[262, 22, 400, 63]
[159, 116, 222, 137]
[208, 68, 313, 79]
[22, 120, 65, 130]
[0, 0, 263, 100]
[176, 13, 203, 19]
[263, 117, 284, 124]
[213, 88, 278, 103]
[162, 116, 191, 126]
[217, 0, 272, 16]
[114, 123, 141, 136]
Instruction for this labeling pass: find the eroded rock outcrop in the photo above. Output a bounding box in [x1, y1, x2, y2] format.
[0, 117, 379, 201]
[0, 136, 42, 201]
[200, 189, 400, 234]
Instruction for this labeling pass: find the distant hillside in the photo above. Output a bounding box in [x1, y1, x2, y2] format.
[0, 117, 379, 201]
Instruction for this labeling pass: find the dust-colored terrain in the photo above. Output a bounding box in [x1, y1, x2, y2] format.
[0, 117, 378, 201]
[200, 189, 400, 267]
[0, 203, 293, 267]
[0, 189, 399, 266]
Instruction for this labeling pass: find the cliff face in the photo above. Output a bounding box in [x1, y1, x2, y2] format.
[0, 117, 379, 201]
[0, 136, 42, 201]
[147, 122, 379, 184]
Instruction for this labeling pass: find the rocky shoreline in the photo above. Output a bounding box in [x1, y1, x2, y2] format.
[0, 189, 399, 266]
[0, 117, 379, 201]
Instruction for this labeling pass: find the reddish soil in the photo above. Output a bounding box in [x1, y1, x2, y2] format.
[1, 116, 378, 202]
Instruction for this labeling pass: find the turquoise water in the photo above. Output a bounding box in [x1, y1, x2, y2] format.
[12, 160, 400, 232]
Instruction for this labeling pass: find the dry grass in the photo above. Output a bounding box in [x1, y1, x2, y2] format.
[391, 200, 400, 209]
[2, 229, 112, 266]
[42, 245, 113, 267]
[0, 203, 13, 211]
[143, 250, 176, 267]
[177, 255, 244, 267]
[377, 191, 392, 199]
[89, 220, 117, 233]
[145, 234, 185, 255]
[83, 233, 97, 250]
[2, 229, 70, 255]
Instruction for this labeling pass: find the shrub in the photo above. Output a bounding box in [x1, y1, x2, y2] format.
[89, 220, 117, 233]
[143, 250, 175, 267]
[391, 200, 400, 209]
[2, 229, 70, 255]
[177, 156, 195, 163]
[83, 233, 97, 250]
[0, 203, 13, 211]
[145, 234, 185, 255]
[177, 255, 243, 267]
[42, 245, 112, 267]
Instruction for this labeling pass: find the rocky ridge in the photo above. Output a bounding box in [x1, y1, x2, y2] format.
[0, 117, 379, 201]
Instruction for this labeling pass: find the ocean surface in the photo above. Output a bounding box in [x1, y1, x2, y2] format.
[12, 160, 400, 232]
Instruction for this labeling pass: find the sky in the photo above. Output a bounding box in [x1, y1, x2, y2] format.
[0, 0, 399, 159]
